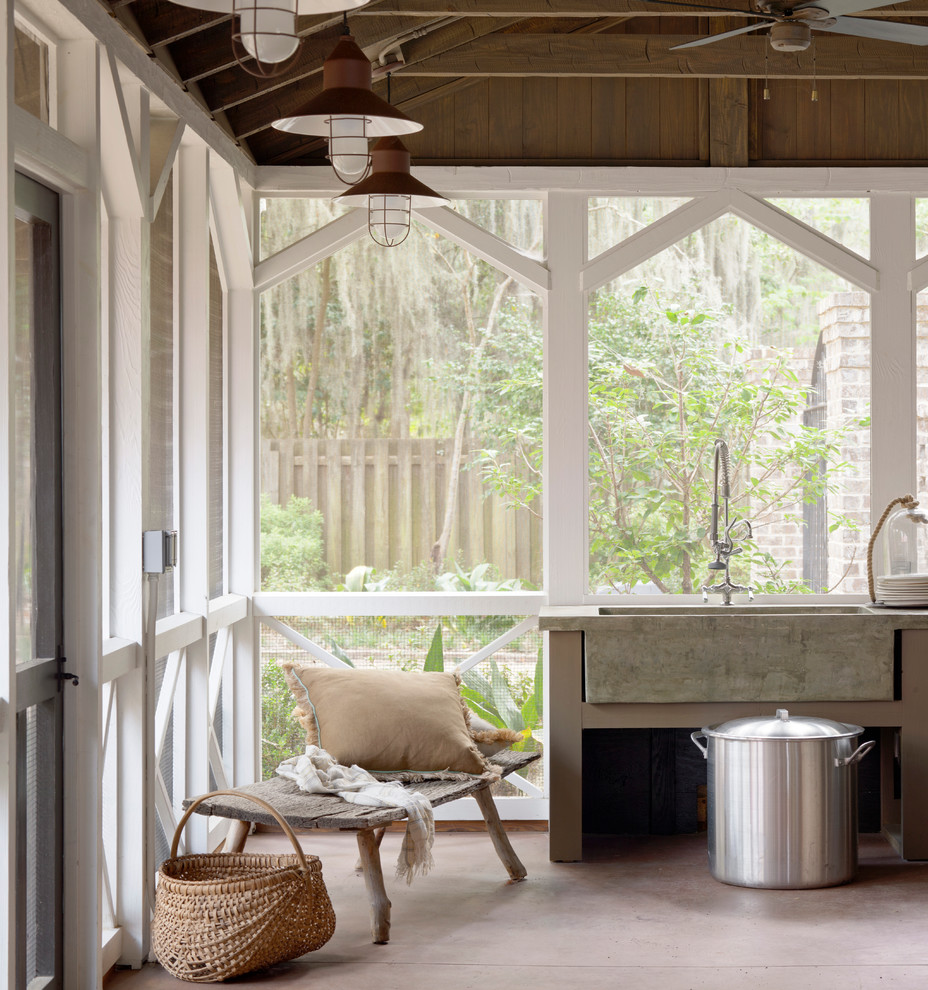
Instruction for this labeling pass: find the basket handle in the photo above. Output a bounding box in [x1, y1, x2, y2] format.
[172, 790, 312, 875]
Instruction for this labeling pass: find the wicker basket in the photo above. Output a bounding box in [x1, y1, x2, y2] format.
[152, 790, 336, 982]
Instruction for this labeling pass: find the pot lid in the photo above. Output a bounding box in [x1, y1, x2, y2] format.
[703, 708, 863, 741]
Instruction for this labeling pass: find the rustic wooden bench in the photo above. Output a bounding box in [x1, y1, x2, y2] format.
[183, 749, 541, 944]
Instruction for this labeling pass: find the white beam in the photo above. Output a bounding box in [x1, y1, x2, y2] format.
[99, 52, 146, 221]
[453, 616, 539, 675]
[257, 165, 928, 197]
[910, 253, 928, 294]
[177, 142, 212, 851]
[545, 193, 589, 604]
[12, 105, 89, 193]
[253, 209, 368, 292]
[252, 590, 546, 615]
[582, 191, 732, 292]
[52, 0, 256, 182]
[227, 279, 260, 786]
[728, 190, 879, 292]
[261, 616, 353, 668]
[870, 194, 917, 525]
[58, 37, 105, 989]
[414, 205, 550, 297]
[0, 0, 15, 981]
[209, 159, 254, 292]
[150, 116, 185, 220]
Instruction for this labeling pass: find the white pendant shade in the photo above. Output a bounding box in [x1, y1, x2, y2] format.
[328, 116, 371, 183]
[237, 0, 299, 64]
[369, 194, 411, 246]
[166, 0, 372, 74]
[168, 0, 370, 16]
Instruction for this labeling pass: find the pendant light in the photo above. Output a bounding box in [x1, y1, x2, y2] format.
[166, 0, 371, 79]
[272, 26, 423, 183]
[335, 136, 448, 247]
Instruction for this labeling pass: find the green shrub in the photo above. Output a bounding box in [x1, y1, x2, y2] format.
[260, 494, 330, 591]
[260, 660, 306, 779]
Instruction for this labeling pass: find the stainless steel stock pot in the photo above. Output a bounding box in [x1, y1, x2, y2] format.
[691, 709, 875, 889]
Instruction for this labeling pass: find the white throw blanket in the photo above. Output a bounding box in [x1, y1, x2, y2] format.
[276, 745, 435, 884]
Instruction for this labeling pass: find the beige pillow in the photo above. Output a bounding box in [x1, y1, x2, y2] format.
[282, 664, 490, 776]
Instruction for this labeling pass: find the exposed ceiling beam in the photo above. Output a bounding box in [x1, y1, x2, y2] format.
[193, 15, 433, 108]
[251, 14, 636, 163]
[401, 33, 928, 78]
[344, 0, 927, 16]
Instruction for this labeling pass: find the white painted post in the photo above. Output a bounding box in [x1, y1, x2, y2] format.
[870, 194, 917, 523]
[177, 140, 212, 847]
[219, 162, 261, 787]
[100, 52, 152, 964]
[543, 192, 587, 848]
[58, 37, 105, 990]
[0, 0, 15, 984]
[229, 285, 260, 785]
[544, 192, 588, 604]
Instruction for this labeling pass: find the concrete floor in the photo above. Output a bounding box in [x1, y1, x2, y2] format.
[106, 830, 928, 989]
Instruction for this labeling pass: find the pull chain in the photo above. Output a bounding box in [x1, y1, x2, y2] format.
[811, 38, 818, 103]
[763, 43, 770, 101]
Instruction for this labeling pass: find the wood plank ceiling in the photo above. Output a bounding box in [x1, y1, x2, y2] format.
[103, 0, 928, 167]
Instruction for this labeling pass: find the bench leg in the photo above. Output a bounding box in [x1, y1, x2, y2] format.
[354, 826, 387, 872]
[224, 819, 251, 853]
[356, 828, 392, 944]
[473, 787, 527, 882]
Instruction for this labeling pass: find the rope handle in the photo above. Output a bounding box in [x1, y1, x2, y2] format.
[171, 790, 312, 875]
[866, 494, 919, 602]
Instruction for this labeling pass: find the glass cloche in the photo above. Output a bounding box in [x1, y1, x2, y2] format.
[883, 501, 928, 576]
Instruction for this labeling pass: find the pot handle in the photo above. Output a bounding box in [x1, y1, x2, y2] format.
[835, 739, 876, 768]
[691, 730, 709, 759]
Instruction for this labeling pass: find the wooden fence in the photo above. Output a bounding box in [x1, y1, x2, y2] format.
[261, 438, 542, 585]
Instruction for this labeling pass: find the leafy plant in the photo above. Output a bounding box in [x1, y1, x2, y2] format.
[435, 561, 524, 593]
[260, 494, 330, 591]
[418, 620, 543, 751]
[337, 564, 391, 592]
[260, 660, 306, 780]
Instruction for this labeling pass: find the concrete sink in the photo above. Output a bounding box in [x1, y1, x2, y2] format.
[583, 603, 894, 703]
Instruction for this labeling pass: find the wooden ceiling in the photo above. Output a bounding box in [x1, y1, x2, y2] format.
[102, 0, 928, 167]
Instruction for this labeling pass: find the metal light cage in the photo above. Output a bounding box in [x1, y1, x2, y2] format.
[336, 137, 448, 248]
[367, 194, 412, 247]
[272, 35, 423, 184]
[231, 0, 300, 78]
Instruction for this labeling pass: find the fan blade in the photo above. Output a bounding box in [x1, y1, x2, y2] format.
[670, 20, 771, 49]
[816, 16, 928, 44]
[796, 0, 911, 17]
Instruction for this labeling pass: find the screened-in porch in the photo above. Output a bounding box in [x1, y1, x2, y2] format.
[6, 0, 928, 986]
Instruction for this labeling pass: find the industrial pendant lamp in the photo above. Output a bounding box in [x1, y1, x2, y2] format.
[166, 0, 371, 79]
[272, 28, 423, 183]
[335, 136, 448, 247]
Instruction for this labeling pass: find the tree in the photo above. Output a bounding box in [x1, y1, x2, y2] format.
[471, 286, 863, 595]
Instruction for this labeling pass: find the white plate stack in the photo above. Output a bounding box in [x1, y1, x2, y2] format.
[875, 573, 928, 607]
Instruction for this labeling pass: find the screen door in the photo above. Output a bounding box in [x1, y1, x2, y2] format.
[14, 171, 64, 990]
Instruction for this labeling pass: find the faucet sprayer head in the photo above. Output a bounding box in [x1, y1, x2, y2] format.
[715, 439, 731, 499]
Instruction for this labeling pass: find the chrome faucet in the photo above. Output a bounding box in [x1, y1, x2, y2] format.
[702, 439, 753, 605]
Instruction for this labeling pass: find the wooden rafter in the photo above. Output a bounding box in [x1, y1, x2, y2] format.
[110, 0, 928, 165]
[401, 33, 928, 78]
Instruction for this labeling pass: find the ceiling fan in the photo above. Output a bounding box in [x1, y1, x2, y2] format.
[666, 0, 928, 52]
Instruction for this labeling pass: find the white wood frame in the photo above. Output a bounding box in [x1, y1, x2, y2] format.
[5, 0, 928, 979]
[1, 2, 14, 988]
